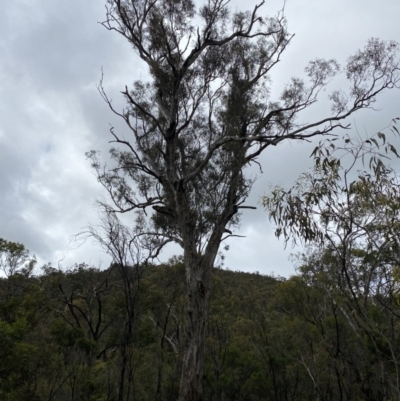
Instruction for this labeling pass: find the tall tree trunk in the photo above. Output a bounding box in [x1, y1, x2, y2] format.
[178, 254, 213, 401]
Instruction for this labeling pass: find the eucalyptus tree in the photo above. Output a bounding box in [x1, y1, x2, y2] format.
[88, 0, 400, 399]
[264, 121, 400, 399]
[0, 238, 36, 278]
[263, 121, 400, 303]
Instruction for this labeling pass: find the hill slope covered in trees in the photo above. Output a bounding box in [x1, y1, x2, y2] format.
[1, 247, 400, 400]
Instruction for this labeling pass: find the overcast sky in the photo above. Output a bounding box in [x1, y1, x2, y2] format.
[1, 0, 400, 277]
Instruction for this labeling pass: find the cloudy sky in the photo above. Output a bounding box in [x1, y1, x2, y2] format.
[1, 0, 399, 276]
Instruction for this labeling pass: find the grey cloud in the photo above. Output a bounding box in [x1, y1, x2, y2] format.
[1, 0, 400, 276]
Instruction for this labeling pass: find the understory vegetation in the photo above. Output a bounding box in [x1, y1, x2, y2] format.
[2, 245, 400, 401]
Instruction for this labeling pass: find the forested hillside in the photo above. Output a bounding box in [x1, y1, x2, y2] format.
[1, 247, 400, 401]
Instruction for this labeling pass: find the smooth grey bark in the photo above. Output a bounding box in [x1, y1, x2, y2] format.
[178, 255, 212, 401]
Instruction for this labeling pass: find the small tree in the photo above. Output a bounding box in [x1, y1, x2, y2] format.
[263, 120, 400, 399]
[0, 238, 36, 278]
[88, 1, 400, 399]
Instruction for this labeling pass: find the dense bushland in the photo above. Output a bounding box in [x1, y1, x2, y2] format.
[1, 250, 400, 401]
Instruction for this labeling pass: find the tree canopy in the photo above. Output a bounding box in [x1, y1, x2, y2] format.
[2, 245, 400, 400]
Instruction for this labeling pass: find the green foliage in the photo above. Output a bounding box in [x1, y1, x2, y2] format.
[0, 238, 36, 278]
[263, 119, 400, 400]
[2, 240, 400, 399]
